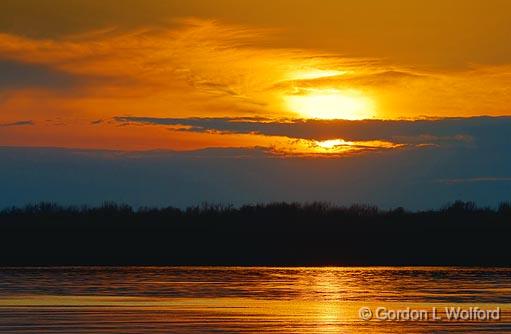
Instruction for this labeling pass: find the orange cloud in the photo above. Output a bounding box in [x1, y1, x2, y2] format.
[1, 19, 510, 152]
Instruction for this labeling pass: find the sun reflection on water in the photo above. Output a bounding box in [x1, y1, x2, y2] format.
[1, 267, 510, 333]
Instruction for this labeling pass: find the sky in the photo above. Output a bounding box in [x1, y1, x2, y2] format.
[0, 0, 510, 208]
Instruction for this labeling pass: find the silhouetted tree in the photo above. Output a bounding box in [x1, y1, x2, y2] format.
[0, 200, 509, 266]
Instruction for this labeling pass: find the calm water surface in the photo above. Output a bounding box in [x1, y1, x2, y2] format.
[0, 267, 510, 333]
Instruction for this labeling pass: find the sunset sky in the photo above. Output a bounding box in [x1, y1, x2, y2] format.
[1, 0, 510, 208]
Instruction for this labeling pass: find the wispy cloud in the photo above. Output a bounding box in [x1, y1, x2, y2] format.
[273, 70, 426, 91]
[1, 18, 510, 122]
[0, 60, 78, 90]
[0, 120, 34, 127]
[436, 177, 511, 185]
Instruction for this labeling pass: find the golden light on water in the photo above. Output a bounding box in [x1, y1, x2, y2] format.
[285, 88, 375, 120]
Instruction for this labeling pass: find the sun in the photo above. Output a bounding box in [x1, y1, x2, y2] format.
[285, 88, 375, 120]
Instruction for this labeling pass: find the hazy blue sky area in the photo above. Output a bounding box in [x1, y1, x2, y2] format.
[1, 117, 510, 209]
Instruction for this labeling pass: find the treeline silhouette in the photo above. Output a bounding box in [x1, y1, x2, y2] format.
[1, 201, 510, 266]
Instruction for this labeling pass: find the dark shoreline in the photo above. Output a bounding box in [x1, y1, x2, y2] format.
[1, 201, 510, 267]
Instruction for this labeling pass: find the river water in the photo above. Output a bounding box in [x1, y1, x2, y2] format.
[0, 267, 510, 333]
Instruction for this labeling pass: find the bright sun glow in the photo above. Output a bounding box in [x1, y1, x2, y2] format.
[315, 139, 353, 149]
[270, 137, 401, 156]
[285, 88, 375, 120]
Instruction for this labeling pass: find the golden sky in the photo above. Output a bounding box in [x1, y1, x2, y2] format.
[1, 0, 511, 154]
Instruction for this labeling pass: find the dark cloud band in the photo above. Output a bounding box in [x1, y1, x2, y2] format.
[114, 116, 510, 147]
